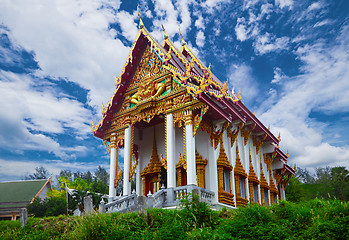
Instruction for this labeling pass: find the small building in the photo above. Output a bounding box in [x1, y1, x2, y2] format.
[93, 19, 295, 212]
[0, 178, 52, 220]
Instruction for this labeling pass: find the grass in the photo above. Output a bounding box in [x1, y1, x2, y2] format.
[0, 199, 348, 239]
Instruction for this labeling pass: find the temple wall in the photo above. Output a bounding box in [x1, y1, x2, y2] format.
[174, 127, 184, 166]
[138, 123, 166, 172]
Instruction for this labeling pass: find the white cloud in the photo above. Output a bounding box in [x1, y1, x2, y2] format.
[260, 24, 349, 171]
[116, 10, 138, 42]
[196, 30, 205, 47]
[200, 0, 228, 14]
[308, 2, 322, 11]
[254, 33, 290, 55]
[235, 16, 260, 42]
[195, 15, 205, 30]
[235, 17, 249, 41]
[275, 0, 294, 10]
[0, 0, 128, 111]
[314, 19, 333, 28]
[0, 70, 90, 159]
[227, 64, 259, 105]
[271, 67, 287, 84]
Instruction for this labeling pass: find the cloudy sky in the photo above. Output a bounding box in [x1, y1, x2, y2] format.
[0, 0, 348, 181]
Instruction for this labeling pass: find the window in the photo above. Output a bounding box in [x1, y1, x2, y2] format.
[239, 178, 245, 198]
[223, 169, 230, 192]
[273, 193, 277, 203]
[253, 183, 258, 203]
[264, 189, 269, 206]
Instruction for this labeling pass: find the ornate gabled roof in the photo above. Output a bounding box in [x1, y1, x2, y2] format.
[91, 19, 294, 176]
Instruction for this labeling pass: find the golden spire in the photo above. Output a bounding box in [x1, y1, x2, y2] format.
[286, 150, 289, 158]
[161, 17, 168, 39]
[278, 132, 281, 142]
[222, 79, 229, 93]
[137, 5, 144, 29]
[91, 120, 95, 132]
[178, 25, 186, 45]
[114, 75, 120, 86]
[268, 125, 270, 131]
[101, 102, 105, 114]
[237, 88, 242, 100]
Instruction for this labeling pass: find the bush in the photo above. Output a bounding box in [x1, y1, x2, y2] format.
[27, 197, 66, 217]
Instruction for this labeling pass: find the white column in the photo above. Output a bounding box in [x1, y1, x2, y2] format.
[109, 136, 117, 198]
[136, 160, 141, 195]
[208, 141, 219, 203]
[166, 113, 176, 188]
[123, 125, 132, 196]
[230, 141, 237, 207]
[185, 113, 196, 185]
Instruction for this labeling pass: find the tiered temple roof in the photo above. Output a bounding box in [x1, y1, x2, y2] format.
[92, 19, 295, 177]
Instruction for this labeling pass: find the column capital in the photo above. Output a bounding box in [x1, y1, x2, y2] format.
[185, 110, 193, 126]
[110, 135, 117, 148]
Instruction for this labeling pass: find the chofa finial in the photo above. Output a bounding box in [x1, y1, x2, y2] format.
[178, 25, 186, 46]
[137, 5, 144, 29]
[161, 17, 168, 40]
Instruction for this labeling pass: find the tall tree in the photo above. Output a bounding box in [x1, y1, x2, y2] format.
[94, 166, 109, 184]
[25, 166, 49, 180]
[56, 170, 72, 182]
[296, 168, 314, 184]
[330, 167, 349, 201]
[285, 176, 306, 202]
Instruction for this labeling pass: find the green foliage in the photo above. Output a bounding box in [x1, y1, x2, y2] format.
[1, 199, 348, 239]
[27, 197, 66, 217]
[289, 166, 349, 202]
[285, 176, 306, 202]
[179, 193, 217, 230]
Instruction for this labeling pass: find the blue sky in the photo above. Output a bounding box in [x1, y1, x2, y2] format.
[0, 0, 348, 181]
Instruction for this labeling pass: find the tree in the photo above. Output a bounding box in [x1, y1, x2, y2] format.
[296, 168, 314, 184]
[94, 166, 109, 184]
[285, 176, 306, 202]
[330, 167, 349, 201]
[25, 166, 49, 180]
[56, 170, 72, 182]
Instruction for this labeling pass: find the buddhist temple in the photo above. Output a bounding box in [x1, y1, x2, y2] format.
[93, 17, 295, 211]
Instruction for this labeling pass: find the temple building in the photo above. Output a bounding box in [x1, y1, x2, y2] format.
[92, 19, 295, 211]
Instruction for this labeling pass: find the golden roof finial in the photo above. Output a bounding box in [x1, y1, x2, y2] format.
[237, 88, 242, 100]
[101, 102, 105, 114]
[286, 150, 289, 158]
[114, 75, 120, 86]
[137, 5, 144, 29]
[268, 125, 270, 131]
[278, 132, 281, 142]
[160, 17, 168, 39]
[293, 164, 297, 171]
[91, 120, 95, 132]
[253, 111, 256, 115]
[178, 24, 186, 46]
[222, 79, 229, 93]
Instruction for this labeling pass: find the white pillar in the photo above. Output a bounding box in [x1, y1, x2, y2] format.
[136, 160, 141, 195]
[109, 137, 117, 198]
[166, 114, 176, 188]
[185, 114, 196, 185]
[208, 141, 219, 203]
[123, 125, 132, 196]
